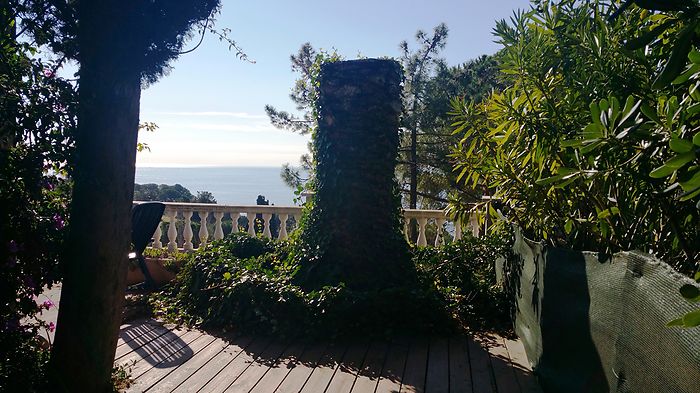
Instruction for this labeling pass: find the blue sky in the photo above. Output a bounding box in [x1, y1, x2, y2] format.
[136, 0, 531, 167]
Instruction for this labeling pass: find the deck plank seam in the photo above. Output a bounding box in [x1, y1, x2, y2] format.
[346, 341, 372, 393]
[198, 335, 268, 392]
[218, 337, 276, 392]
[243, 341, 294, 393]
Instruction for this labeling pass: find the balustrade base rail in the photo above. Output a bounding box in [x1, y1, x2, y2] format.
[134, 202, 483, 251]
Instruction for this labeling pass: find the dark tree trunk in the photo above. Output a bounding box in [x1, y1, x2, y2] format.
[48, 23, 141, 393]
[408, 125, 418, 240]
[298, 59, 412, 290]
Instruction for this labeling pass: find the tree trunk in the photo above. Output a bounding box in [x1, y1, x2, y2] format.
[408, 125, 419, 240]
[48, 50, 141, 393]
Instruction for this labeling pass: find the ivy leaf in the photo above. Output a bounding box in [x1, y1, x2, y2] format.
[223, 272, 232, 280]
[693, 131, 700, 146]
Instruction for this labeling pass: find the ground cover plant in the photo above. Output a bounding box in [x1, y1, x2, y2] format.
[151, 231, 515, 339]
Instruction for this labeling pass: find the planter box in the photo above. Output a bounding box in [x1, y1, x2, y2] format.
[126, 257, 176, 287]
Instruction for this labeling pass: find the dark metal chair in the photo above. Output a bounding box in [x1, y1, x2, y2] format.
[130, 202, 166, 289]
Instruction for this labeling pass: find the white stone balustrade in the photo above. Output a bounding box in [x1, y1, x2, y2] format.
[135, 202, 483, 250]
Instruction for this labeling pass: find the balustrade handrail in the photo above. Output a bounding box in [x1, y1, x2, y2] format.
[133, 201, 483, 250]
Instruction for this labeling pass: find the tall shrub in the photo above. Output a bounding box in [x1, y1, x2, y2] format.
[450, 0, 699, 273]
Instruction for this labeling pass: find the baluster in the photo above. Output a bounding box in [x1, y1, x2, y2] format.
[167, 209, 177, 252]
[454, 220, 462, 241]
[214, 211, 224, 240]
[278, 214, 289, 240]
[434, 217, 446, 246]
[183, 211, 194, 251]
[230, 211, 240, 233]
[262, 214, 272, 238]
[247, 211, 257, 236]
[198, 211, 209, 248]
[404, 217, 410, 242]
[152, 221, 163, 249]
[469, 212, 480, 237]
[293, 214, 301, 231]
[417, 217, 428, 247]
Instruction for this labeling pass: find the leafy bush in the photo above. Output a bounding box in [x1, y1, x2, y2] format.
[414, 232, 514, 333]
[449, 0, 699, 274]
[151, 231, 514, 338]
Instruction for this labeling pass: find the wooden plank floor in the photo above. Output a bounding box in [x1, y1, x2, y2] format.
[116, 320, 542, 393]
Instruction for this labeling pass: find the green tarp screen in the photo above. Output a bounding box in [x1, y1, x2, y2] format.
[508, 231, 700, 393]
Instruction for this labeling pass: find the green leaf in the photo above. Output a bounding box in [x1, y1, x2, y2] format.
[679, 168, 700, 192]
[680, 284, 700, 301]
[670, 137, 694, 153]
[564, 219, 573, 234]
[590, 102, 601, 125]
[693, 131, 700, 146]
[223, 272, 232, 280]
[653, 22, 697, 89]
[672, 63, 700, 85]
[640, 102, 662, 125]
[680, 186, 700, 201]
[597, 207, 620, 219]
[695, 271, 700, 282]
[666, 317, 685, 327]
[624, 19, 676, 50]
[650, 164, 677, 178]
[682, 309, 700, 327]
[690, 49, 700, 64]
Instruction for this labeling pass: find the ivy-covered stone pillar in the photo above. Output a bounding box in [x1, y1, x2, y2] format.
[297, 59, 412, 290]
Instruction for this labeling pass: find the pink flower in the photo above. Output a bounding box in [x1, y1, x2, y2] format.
[43, 69, 54, 78]
[52, 214, 65, 230]
[48, 322, 55, 332]
[42, 300, 55, 309]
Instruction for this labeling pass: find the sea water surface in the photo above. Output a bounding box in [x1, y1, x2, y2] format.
[135, 166, 298, 206]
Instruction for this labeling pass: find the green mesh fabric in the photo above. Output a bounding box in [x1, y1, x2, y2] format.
[508, 231, 700, 393]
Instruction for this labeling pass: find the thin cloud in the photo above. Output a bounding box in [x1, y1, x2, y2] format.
[150, 111, 267, 119]
[159, 122, 280, 133]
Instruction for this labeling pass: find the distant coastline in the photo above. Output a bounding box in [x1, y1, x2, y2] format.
[135, 166, 298, 206]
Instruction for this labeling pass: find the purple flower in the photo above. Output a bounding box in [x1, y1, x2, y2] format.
[43, 69, 54, 78]
[8, 240, 19, 253]
[48, 322, 55, 332]
[52, 214, 65, 230]
[42, 179, 55, 191]
[42, 300, 55, 309]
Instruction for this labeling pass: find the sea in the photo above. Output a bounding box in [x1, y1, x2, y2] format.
[135, 166, 298, 206]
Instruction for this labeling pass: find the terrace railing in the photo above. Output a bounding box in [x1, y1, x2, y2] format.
[135, 201, 483, 251]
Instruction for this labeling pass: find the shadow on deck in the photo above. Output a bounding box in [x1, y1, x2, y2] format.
[116, 319, 543, 393]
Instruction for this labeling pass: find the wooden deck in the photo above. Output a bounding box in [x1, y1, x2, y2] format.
[115, 320, 542, 393]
